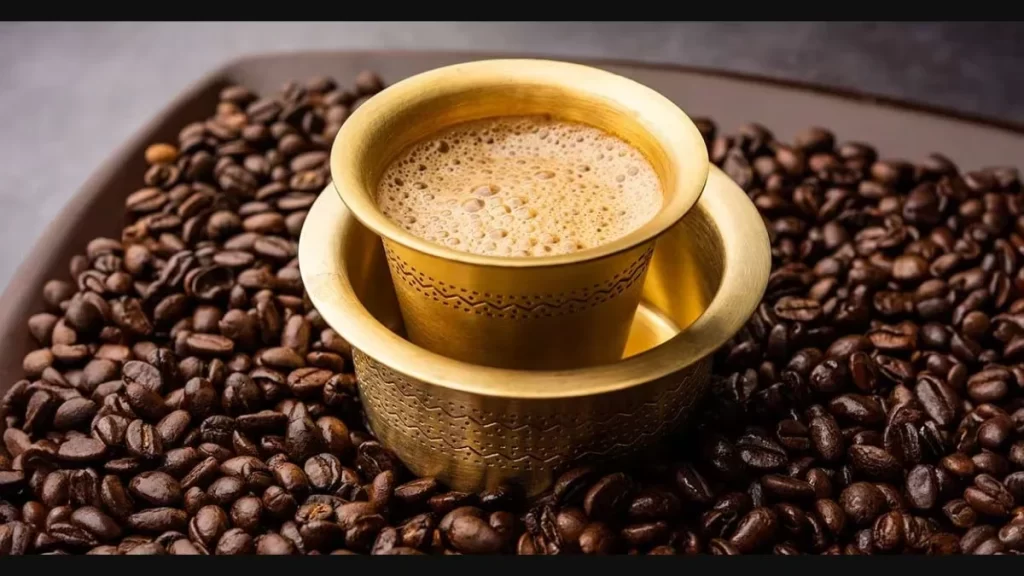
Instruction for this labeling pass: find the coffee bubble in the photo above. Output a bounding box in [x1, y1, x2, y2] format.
[514, 207, 536, 220]
[462, 198, 484, 213]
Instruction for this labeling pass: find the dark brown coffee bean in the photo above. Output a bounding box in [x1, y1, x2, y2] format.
[53, 398, 98, 431]
[369, 470, 395, 512]
[230, 496, 263, 534]
[355, 441, 401, 479]
[124, 541, 167, 555]
[394, 478, 439, 507]
[68, 469, 101, 508]
[125, 419, 163, 459]
[188, 504, 228, 550]
[996, 516, 1024, 549]
[155, 410, 191, 448]
[121, 361, 164, 393]
[737, 434, 788, 470]
[168, 539, 202, 555]
[906, 465, 939, 511]
[810, 411, 845, 462]
[125, 382, 168, 422]
[256, 532, 296, 555]
[70, 506, 121, 542]
[872, 511, 904, 552]
[180, 456, 219, 491]
[760, 474, 815, 502]
[728, 507, 778, 553]
[216, 528, 254, 555]
[395, 513, 434, 551]
[445, 514, 503, 555]
[262, 485, 297, 520]
[578, 522, 617, 555]
[206, 476, 246, 506]
[965, 474, 1015, 517]
[57, 437, 107, 463]
[943, 499, 977, 529]
[774, 297, 822, 322]
[841, 482, 887, 526]
[829, 394, 885, 426]
[48, 521, 99, 548]
[185, 333, 235, 357]
[814, 498, 846, 538]
[285, 411, 322, 463]
[620, 520, 669, 548]
[220, 455, 272, 493]
[628, 488, 681, 522]
[99, 475, 133, 520]
[127, 508, 187, 533]
[884, 420, 923, 466]
[235, 409, 287, 434]
[128, 471, 182, 507]
[849, 445, 903, 480]
[583, 473, 634, 522]
[967, 368, 1010, 404]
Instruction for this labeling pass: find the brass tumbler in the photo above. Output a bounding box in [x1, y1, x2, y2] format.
[329, 59, 710, 371]
[298, 165, 771, 495]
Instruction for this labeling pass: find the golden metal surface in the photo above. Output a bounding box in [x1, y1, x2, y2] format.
[329, 59, 710, 370]
[299, 165, 770, 495]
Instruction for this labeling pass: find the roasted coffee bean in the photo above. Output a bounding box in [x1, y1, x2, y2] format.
[761, 474, 815, 502]
[53, 398, 98, 431]
[256, 532, 296, 555]
[445, 513, 503, 555]
[965, 474, 1015, 518]
[394, 478, 439, 507]
[69, 506, 122, 542]
[260, 485, 296, 521]
[809, 410, 845, 462]
[583, 473, 634, 522]
[57, 437, 107, 463]
[943, 499, 977, 529]
[168, 538, 202, 555]
[284, 411, 322, 463]
[126, 508, 187, 533]
[189, 504, 229, 550]
[231, 496, 263, 533]
[125, 419, 163, 460]
[578, 522, 617, 555]
[99, 475, 133, 520]
[628, 488, 682, 522]
[736, 434, 788, 470]
[206, 476, 246, 506]
[728, 507, 778, 553]
[128, 471, 182, 507]
[848, 445, 902, 480]
[216, 528, 254, 555]
[355, 441, 401, 479]
[906, 465, 939, 511]
[840, 482, 887, 526]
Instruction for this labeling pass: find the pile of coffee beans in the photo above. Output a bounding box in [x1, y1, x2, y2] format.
[2, 69, 1024, 555]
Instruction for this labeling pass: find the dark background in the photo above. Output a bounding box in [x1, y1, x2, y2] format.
[0, 22, 1021, 288]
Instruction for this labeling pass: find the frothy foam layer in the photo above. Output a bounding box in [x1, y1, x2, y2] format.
[375, 116, 663, 257]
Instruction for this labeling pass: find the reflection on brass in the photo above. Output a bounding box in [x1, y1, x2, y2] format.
[299, 165, 770, 496]
[329, 59, 710, 371]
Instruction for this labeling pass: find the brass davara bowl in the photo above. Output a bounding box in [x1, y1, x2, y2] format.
[328, 59, 710, 371]
[299, 165, 770, 496]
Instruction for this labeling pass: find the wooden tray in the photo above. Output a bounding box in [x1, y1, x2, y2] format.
[2, 49, 1024, 391]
